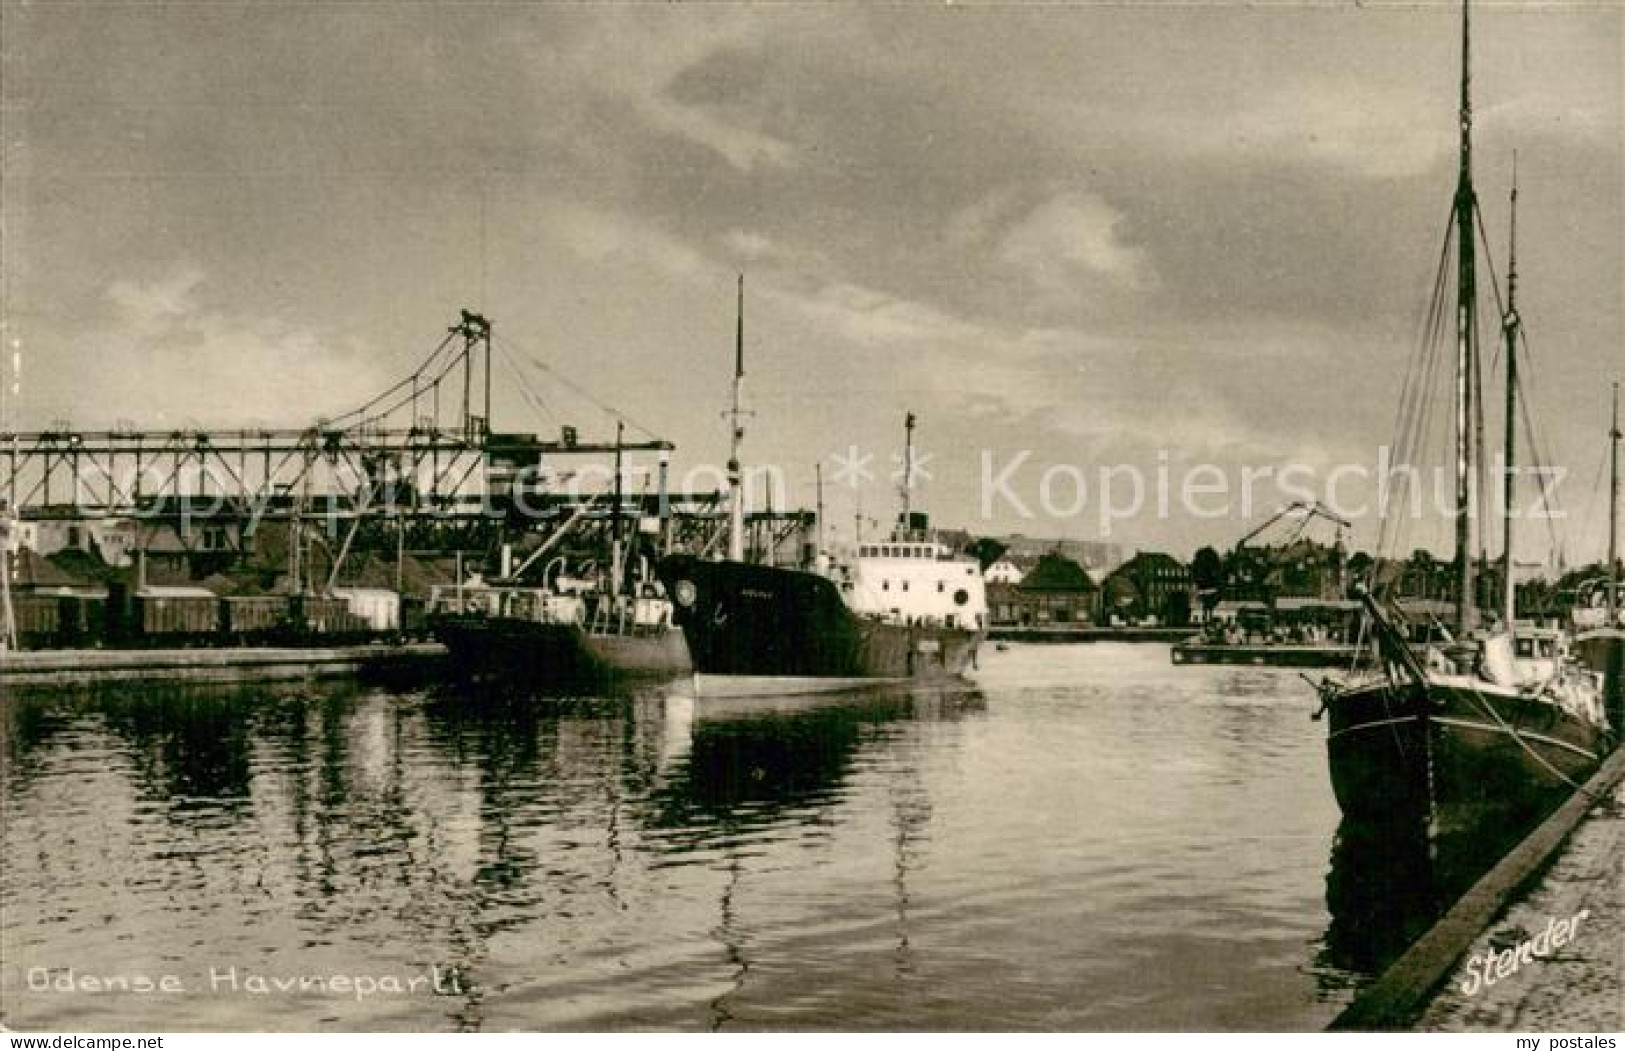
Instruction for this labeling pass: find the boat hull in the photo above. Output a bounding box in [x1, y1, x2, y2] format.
[1574, 628, 1625, 732]
[1325, 675, 1609, 838]
[677, 673, 905, 698]
[657, 554, 982, 688]
[435, 615, 691, 689]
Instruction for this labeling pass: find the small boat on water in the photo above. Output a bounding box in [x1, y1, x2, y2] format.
[1172, 596, 1361, 668]
[657, 280, 987, 697]
[1316, 0, 1615, 847]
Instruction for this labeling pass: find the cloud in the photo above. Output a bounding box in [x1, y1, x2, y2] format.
[770, 280, 996, 350]
[1215, 84, 1449, 179]
[1031, 81, 1450, 182]
[107, 270, 208, 331]
[536, 10, 797, 173]
[635, 90, 795, 174]
[944, 185, 1024, 249]
[1095, 78, 1613, 181]
[996, 191, 1155, 295]
[543, 200, 714, 281]
[1478, 91, 1616, 148]
[722, 230, 777, 261]
[751, 267, 1376, 471]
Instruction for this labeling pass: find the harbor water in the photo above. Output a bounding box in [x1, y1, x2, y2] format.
[3, 643, 1386, 1031]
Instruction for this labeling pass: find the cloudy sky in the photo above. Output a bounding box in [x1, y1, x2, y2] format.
[2, 1, 1620, 559]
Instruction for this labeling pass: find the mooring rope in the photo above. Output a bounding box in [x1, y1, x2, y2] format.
[1458, 676, 1601, 802]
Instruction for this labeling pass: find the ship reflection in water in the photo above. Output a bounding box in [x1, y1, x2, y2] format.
[3, 645, 1442, 1031]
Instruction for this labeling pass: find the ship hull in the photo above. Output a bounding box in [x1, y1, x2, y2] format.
[1574, 628, 1625, 733]
[658, 554, 982, 693]
[1325, 675, 1609, 840]
[435, 615, 691, 689]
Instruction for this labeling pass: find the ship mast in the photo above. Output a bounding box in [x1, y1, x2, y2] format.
[1452, 0, 1482, 635]
[612, 419, 625, 594]
[815, 461, 826, 557]
[1500, 159, 1520, 632]
[726, 275, 747, 563]
[899, 411, 916, 534]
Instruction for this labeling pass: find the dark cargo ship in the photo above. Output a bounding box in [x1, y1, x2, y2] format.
[659, 537, 985, 696]
[660, 282, 985, 696]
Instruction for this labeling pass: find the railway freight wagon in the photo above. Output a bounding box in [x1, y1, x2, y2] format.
[291, 595, 374, 640]
[331, 588, 400, 632]
[9, 594, 62, 649]
[220, 595, 291, 642]
[56, 593, 109, 645]
[7, 591, 109, 649]
[7, 586, 408, 649]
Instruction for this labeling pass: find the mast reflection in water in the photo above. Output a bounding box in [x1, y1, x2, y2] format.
[4, 645, 1405, 1030]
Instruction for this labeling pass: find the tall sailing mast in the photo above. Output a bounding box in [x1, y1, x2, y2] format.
[726, 275, 748, 563]
[1452, 0, 1483, 634]
[1500, 161, 1520, 632]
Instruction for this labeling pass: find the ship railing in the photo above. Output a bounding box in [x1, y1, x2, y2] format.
[854, 609, 969, 631]
[585, 594, 674, 637]
[427, 583, 589, 626]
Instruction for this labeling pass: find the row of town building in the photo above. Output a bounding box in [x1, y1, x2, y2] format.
[974, 533, 1357, 629]
[982, 546, 1195, 629]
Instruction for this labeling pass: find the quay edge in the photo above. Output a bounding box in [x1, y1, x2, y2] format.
[1329, 745, 1625, 1031]
[988, 626, 1194, 644]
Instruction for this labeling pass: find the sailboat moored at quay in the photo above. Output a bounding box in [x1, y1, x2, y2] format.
[1314, 0, 1616, 848]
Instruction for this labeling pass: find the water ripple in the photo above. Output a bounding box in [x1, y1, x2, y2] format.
[2, 645, 1360, 1030]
